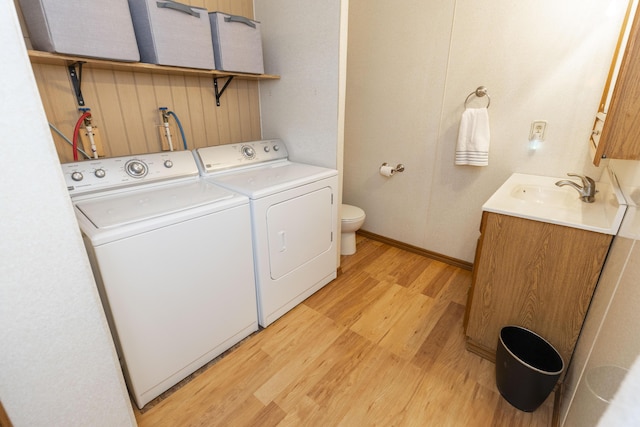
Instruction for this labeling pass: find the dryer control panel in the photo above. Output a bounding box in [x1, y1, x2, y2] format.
[196, 139, 289, 174]
[61, 151, 199, 196]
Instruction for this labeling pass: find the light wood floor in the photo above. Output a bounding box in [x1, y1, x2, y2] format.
[134, 236, 554, 426]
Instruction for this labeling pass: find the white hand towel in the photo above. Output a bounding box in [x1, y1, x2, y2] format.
[455, 107, 490, 166]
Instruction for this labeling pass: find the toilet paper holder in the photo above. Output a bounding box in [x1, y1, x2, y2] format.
[381, 162, 405, 173]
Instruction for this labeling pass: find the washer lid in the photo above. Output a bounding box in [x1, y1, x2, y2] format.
[76, 180, 236, 229]
[210, 162, 338, 198]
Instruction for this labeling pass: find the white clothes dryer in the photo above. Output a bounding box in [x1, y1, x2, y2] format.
[62, 151, 258, 409]
[195, 140, 339, 327]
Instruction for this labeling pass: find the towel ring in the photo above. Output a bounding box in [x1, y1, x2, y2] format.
[464, 86, 491, 108]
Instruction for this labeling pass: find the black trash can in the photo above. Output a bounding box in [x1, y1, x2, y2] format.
[495, 325, 564, 412]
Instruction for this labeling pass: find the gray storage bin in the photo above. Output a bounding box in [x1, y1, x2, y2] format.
[18, 0, 140, 61]
[209, 12, 264, 74]
[128, 0, 215, 70]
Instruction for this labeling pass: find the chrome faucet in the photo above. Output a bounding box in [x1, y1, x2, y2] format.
[555, 173, 596, 203]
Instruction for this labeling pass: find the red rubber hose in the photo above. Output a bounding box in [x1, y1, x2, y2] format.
[73, 112, 91, 161]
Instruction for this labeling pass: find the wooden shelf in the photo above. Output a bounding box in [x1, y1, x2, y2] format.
[27, 50, 280, 81]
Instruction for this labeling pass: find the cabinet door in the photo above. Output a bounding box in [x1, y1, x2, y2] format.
[465, 212, 612, 368]
[594, 5, 640, 164]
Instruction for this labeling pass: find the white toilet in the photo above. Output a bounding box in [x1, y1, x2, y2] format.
[341, 204, 366, 255]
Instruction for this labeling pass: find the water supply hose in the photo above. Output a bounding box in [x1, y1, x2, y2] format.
[167, 111, 188, 150]
[73, 110, 92, 161]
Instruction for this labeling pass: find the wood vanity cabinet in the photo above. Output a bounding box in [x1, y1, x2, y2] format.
[592, 3, 640, 165]
[464, 211, 612, 374]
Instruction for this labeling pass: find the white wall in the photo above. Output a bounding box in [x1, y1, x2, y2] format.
[0, 3, 135, 426]
[612, 159, 640, 199]
[256, 0, 346, 171]
[344, 0, 634, 262]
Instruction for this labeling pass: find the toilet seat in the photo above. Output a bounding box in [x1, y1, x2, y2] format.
[342, 204, 365, 223]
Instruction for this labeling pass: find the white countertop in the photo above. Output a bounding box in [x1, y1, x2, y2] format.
[482, 168, 627, 235]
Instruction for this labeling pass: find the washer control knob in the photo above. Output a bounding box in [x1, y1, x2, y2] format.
[94, 168, 106, 178]
[241, 145, 256, 159]
[125, 160, 148, 178]
[71, 171, 84, 182]
[273, 145, 280, 151]
[164, 160, 174, 168]
[264, 146, 270, 153]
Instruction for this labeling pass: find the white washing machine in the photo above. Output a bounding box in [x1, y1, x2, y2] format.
[61, 151, 258, 409]
[195, 139, 339, 327]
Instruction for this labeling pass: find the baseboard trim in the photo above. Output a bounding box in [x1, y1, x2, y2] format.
[357, 230, 473, 271]
[465, 340, 496, 362]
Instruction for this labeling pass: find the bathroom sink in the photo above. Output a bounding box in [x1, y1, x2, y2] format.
[510, 184, 579, 208]
[482, 168, 627, 235]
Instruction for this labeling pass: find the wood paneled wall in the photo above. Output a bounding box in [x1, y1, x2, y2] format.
[15, 0, 261, 164]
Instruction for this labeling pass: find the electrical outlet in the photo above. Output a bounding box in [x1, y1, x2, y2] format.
[529, 121, 547, 141]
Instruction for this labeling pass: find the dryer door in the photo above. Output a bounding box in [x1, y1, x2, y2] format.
[266, 186, 333, 279]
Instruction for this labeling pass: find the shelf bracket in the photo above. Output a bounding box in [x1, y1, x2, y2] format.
[68, 61, 86, 106]
[213, 76, 234, 107]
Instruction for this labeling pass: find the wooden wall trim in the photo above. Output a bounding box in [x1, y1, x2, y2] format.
[357, 230, 473, 271]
